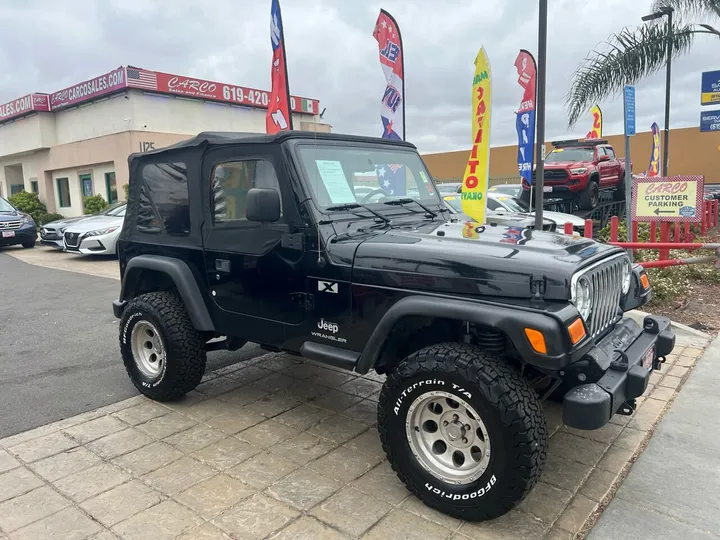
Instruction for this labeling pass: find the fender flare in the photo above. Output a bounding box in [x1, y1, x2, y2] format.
[354, 295, 577, 374]
[118, 255, 215, 332]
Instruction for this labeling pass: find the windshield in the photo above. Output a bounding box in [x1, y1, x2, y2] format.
[437, 183, 460, 193]
[443, 196, 462, 212]
[296, 144, 440, 210]
[99, 202, 125, 216]
[0, 197, 15, 213]
[545, 147, 594, 163]
[106, 204, 127, 217]
[492, 196, 527, 213]
[489, 185, 521, 197]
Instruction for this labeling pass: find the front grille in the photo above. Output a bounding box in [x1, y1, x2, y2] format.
[532, 170, 569, 182]
[64, 232, 81, 247]
[0, 220, 23, 230]
[573, 254, 626, 339]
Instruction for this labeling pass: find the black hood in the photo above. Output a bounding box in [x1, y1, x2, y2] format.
[333, 218, 620, 301]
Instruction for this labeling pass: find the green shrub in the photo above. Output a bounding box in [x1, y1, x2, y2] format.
[8, 191, 47, 224]
[123, 183, 129, 199]
[37, 213, 65, 225]
[83, 195, 108, 215]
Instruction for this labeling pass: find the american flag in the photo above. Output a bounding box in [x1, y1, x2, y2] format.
[126, 67, 158, 90]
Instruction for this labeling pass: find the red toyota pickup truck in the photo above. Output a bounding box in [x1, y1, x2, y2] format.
[520, 138, 629, 210]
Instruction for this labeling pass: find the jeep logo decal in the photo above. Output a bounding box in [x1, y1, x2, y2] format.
[317, 318, 339, 333]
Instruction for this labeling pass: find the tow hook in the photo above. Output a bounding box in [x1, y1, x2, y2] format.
[653, 355, 666, 371]
[618, 398, 637, 416]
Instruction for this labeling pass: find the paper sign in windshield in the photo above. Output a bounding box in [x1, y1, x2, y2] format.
[316, 160, 356, 204]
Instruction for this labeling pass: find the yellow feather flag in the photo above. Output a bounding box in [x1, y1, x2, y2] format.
[461, 47, 492, 224]
[587, 104, 603, 138]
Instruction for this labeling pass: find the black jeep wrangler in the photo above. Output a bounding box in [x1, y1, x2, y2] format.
[112, 131, 674, 521]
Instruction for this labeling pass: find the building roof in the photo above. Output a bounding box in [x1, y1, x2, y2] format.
[0, 65, 321, 125]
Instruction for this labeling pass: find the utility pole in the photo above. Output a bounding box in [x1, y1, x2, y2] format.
[534, 0, 548, 230]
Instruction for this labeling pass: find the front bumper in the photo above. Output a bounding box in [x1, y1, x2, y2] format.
[0, 226, 37, 246]
[65, 233, 116, 255]
[562, 314, 675, 430]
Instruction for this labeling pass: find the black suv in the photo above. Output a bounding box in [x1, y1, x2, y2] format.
[112, 131, 674, 522]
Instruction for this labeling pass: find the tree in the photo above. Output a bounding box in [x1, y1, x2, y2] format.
[566, 0, 720, 127]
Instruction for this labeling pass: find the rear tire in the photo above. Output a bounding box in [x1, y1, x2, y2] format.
[22, 240, 36, 249]
[120, 291, 206, 401]
[378, 343, 547, 521]
[579, 179, 599, 210]
[614, 175, 626, 201]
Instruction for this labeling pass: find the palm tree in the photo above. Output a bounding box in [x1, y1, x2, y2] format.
[566, 0, 720, 127]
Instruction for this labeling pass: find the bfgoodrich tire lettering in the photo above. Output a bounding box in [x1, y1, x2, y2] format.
[120, 291, 206, 401]
[378, 343, 547, 521]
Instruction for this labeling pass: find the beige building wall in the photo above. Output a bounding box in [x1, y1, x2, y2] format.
[0, 89, 329, 217]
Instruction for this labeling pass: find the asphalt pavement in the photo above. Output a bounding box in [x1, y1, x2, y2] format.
[589, 335, 720, 539]
[0, 251, 263, 438]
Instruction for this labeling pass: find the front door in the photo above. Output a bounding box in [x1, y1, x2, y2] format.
[80, 174, 93, 197]
[201, 146, 307, 346]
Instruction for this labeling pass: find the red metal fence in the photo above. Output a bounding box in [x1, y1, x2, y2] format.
[566, 200, 720, 269]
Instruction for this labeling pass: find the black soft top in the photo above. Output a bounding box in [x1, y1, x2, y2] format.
[128, 130, 417, 164]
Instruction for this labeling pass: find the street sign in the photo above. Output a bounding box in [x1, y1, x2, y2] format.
[624, 85, 636, 136]
[632, 175, 704, 222]
[700, 109, 720, 132]
[701, 70, 720, 105]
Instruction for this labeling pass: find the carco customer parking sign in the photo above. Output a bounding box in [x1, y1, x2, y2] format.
[632, 176, 704, 222]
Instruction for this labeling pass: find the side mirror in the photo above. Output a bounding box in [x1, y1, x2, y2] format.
[598, 154, 611, 162]
[246, 188, 281, 222]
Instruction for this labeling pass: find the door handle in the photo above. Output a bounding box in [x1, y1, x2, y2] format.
[215, 259, 231, 273]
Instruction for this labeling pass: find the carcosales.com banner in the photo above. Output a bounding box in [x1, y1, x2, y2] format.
[0, 93, 49, 122]
[49, 67, 126, 111]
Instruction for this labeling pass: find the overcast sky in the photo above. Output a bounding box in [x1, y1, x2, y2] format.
[0, 0, 717, 153]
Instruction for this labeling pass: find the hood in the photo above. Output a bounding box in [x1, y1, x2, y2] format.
[64, 215, 124, 233]
[42, 215, 88, 229]
[543, 160, 586, 169]
[343, 219, 620, 301]
[0, 211, 25, 222]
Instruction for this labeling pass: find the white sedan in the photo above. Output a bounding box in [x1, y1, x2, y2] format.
[63, 203, 126, 255]
[486, 193, 586, 233]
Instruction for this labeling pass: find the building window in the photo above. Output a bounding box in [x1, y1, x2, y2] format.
[105, 172, 118, 204]
[79, 173, 93, 198]
[57, 178, 71, 208]
[211, 160, 282, 222]
[10, 184, 24, 196]
[30, 181, 38, 194]
[138, 162, 189, 236]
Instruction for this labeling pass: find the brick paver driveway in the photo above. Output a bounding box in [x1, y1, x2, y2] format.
[0, 335, 707, 540]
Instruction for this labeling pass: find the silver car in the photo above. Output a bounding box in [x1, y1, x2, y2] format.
[63, 203, 126, 255]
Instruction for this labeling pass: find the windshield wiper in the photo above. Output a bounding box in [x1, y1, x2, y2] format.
[325, 202, 391, 224]
[383, 198, 438, 218]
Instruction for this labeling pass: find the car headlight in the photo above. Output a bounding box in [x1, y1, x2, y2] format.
[85, 226, 118, 237]
[571, 275, 593, 320]
[621, 257, 632, 294]
[570, 167, 588, 175]
[22, 215, 34, 224]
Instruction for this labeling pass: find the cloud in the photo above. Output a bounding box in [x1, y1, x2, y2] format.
[0, 0, 715, 153]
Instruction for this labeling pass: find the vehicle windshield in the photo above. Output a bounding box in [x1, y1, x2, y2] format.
[443, 196, 462, 212]
[492, 196, 527, 213]
[437, 183, 460, 193]
[489, 185, 521, 197]
[296, 144, 441, 210]
[545, 147, 594, 162]
[105, 203, 127, 217]
[0, 197, 15, 213]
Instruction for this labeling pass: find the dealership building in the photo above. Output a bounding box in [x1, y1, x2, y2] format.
[0, 66, 327, 217]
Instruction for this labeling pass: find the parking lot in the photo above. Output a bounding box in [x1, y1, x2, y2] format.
[0, 245, 712, 540]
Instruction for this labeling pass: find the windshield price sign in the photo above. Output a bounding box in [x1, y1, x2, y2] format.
[632, 175, 704, 222]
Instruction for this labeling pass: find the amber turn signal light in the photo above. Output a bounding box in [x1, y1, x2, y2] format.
[567, 318, 586, 345]
[640, 273, 650, 289]
[524, 328, 547, 354]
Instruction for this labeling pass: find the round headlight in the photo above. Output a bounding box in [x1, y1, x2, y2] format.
[572, 276, 593, 320]
[621, 258, 632, 294]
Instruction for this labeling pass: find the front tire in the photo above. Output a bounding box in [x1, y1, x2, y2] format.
[378, 343, 547, 521]
[579, 179, 599, 210]
[22, 240, 36, 249]
[119, 291, 206, 401]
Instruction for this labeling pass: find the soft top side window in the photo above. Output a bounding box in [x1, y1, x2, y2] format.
[211, 160, 283, 222]
[137, 162, 190, 236]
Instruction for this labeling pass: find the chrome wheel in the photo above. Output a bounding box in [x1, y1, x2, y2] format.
[406, 391, 491, 485]
[130, 320, 166, 380]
